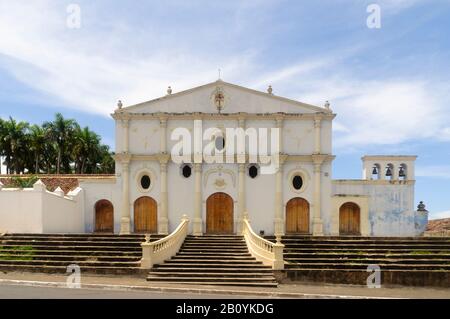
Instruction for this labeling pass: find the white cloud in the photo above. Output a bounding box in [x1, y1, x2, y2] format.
[429, 210, 450, 220]
[416, 165, 450, 179]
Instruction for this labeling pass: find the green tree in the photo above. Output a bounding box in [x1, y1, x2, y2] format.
[43, 113, 79, 174]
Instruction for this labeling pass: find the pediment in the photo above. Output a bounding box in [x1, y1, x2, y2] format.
[117, 80, 329, 115]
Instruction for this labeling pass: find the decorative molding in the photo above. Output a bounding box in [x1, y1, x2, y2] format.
[204, 165, 236, 188]
[112, 112, 336, 122]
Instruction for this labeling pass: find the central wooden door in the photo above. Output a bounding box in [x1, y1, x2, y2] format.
[286, 197, 310, 234]
[339, 202, 361, 235]
[134, 196, 157, 233]
[95, 200, 114, 233]
[206, 192, 234, 234]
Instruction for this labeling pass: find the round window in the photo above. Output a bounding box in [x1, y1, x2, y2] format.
[215, 136, 225, 151]
[182, 164, 192, 178]
[248, 165, 258, 179]
[292, 175, 303, 190]
[140, 175, 151, 189]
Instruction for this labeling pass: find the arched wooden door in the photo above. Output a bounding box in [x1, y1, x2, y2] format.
[134, 196, 157, 233]
[95, 200, 114, 233]
[206, 192, 234, 234]
[286, 198, 310, 234]
[339, 202, 361, 235]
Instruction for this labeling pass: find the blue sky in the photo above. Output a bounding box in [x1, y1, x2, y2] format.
[0, 0, 449, 219]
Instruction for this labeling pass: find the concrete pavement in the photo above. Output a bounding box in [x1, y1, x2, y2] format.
[0, 272, 449, 299]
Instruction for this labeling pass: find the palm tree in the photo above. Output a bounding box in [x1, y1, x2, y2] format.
[29, 124, 46, 173]
[2, 117, 29, 174]
[73, 126, 101, 174]
[43, 113, 79, 174]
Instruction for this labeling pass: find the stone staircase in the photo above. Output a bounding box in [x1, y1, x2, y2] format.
[147, 235, 278, 287]
[0, 233, 162, 275]
[278, 236, 450, 287]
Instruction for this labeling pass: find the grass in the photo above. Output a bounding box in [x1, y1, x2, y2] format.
[0, 245, 35, 261]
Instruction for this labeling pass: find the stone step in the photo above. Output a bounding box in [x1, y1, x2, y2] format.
[176, 252, 252, 257]
[0, 240, 143, 246]
[146, 276, 276, 283]
[151, 267, 272, 273]
[0, 263, 144, 275]
[284, 252, 450, 258]
[284, 258, 450, 264]
[284, 262, 450, 270]
[283, 248, 450, 254]
[276, 235, 450, 241]
[0, 254, 141, 262]
[2, 233, 147, 238]
[145, 280, 278, 287]
[0, 259, 140, 267]
[180, 248, 249, 253]
[149, 271, 274, 277]
[0, 244, 141, 251]
[181, 245, 248, 250]
[283, 243, 450, 249]
[0, 249, 141, 256]
[280, 238, 450, 244]
[172, 256, 256, 261]
[158, 262, 264, 267]
[1, 235, 147, 242]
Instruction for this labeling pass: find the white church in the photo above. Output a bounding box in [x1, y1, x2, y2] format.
[0, 80, 428, 237]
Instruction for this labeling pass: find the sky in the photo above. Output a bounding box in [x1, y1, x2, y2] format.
[0, 0, 449, 219]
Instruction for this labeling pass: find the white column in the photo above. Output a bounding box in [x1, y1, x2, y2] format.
[237, 163, 246, 234]
[120, 157, 131, 235]
[314, 116, 321, 154]
[160, 117, 167, 153]
[276, 115, 284, 154]
[159, 161, 169, 234]
[274, 163, 284, 239]
[312, 159, 324, 236]
[193, 163, 203, 235]
[122, 118, 130, 153]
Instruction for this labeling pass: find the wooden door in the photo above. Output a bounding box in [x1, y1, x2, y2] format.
[339, 202, 361, 235]
[95, 200, 114, 233]
[286, 198, 310, 234]
[134, 196, 157, 233]
[206, 192, 234, 234]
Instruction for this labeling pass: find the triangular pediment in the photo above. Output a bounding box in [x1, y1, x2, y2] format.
[117, 80, 329, 114]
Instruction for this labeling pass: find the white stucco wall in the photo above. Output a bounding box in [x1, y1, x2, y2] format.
[333, 180, 416, 236]
[0, 184, 84, 234]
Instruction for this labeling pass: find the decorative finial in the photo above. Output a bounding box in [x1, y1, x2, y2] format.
[218, 68, 221, 80]
[117, 100, 123, 109]
[167, 86, 172, 95]
[324, 100, 330, 110]
[417, 201, 428, 212]
[267, 85, 273, 95]
[144, 234, 151, 243]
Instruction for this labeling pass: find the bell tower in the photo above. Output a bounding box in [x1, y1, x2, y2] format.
[362, 155, 417, 181]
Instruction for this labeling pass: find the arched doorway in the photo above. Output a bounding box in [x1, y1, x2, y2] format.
[286, 197, 310, 234]
[94, 200, 114, 233]
[206, 192, 234, 234]
[339, 202, 361, 235]
[134, 196, 157, 233]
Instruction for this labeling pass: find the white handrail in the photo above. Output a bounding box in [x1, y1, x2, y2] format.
[242, 215, 284, 270]
[140, 215, 189, 269]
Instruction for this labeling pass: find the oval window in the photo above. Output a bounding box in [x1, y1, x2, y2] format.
[140, 175, 151, 189]
[215, 136, 225, 151]
[182, 165, 192, 178]
[248, 165, 258, 179]
[292, 175, 303, 190]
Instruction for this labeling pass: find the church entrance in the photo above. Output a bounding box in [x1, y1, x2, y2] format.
[339, 202, 361, 235]
[286, 197, 310, 234]
[134, 196, 157, 233]
[94, 200, 114, 233]
[206, 192, 234, 234]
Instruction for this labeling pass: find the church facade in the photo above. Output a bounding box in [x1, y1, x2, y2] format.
[0, 80, 427, 237]
[80, 80, 424, 237]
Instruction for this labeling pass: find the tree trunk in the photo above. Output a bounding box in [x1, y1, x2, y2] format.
[57, 149, 61, 174]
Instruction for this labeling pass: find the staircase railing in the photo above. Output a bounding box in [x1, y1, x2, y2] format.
[242, 215, 285, 270]
[140, 215, 189, 269]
